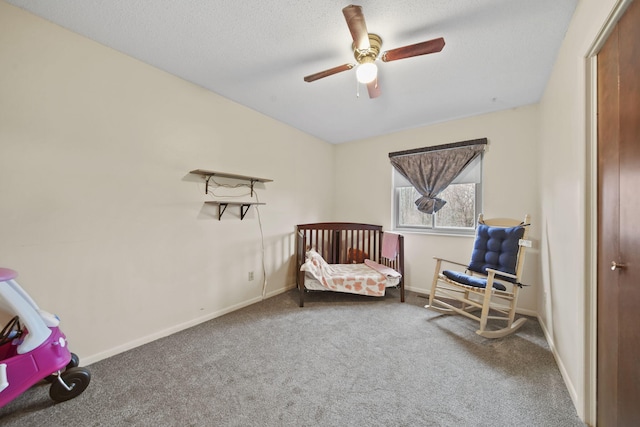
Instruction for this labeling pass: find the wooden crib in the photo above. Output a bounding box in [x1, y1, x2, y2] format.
[296, 222, 405, 307]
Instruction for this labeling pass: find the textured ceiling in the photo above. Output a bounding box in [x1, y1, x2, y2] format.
[6, 0, 578, 144]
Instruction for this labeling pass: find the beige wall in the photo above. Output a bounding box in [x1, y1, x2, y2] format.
[0, 2, 334, 364]
[537, 0, 620, 422]
[333, 105, 541, 314]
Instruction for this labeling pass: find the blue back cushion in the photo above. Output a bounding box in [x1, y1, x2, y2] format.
[468, 223, 525, 282]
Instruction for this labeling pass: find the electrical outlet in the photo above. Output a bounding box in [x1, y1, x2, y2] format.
[248, 271, 254, 281]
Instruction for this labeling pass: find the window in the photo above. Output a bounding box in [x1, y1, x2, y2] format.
[391, 143, 484, 235]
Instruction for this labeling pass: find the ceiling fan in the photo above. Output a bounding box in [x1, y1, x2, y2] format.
[303, 4, 445, 99]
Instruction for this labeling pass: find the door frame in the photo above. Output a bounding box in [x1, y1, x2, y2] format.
[585, 0, 634, 424]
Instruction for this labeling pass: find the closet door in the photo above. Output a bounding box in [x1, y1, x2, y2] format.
[597, 0, 640, 425]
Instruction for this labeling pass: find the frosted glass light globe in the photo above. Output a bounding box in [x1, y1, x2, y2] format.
[356, 62, 377, 84]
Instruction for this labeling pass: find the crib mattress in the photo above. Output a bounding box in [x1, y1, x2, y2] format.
[304, 270, 400, 291]
[301, 251, 401, 297]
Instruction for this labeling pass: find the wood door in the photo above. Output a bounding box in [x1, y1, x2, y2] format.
[597, 1, 640, 425]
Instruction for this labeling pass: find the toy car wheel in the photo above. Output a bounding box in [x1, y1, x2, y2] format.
[49, 367, 91, 402]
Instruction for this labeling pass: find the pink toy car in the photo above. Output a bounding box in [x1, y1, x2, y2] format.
[0, 267, 90, 408]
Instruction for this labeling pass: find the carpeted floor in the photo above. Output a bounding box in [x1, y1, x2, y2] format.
[0, 289, 584, 426]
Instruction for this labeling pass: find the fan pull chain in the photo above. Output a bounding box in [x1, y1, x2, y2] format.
[356, 78, 360, 98]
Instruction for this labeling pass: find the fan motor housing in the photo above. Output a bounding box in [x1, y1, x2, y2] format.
[352, 33, 382, 64]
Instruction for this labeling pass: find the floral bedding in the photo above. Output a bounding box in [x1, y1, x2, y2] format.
[300, 250, 401, 297]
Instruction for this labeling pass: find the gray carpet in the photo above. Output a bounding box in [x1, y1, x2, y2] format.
[0, 289, 584, 426]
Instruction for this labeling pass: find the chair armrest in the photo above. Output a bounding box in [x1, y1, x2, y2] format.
[485, 268, 517, 280]
[433, 257, 468, 269]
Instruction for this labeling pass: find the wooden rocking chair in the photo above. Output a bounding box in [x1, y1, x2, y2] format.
[426, 214, 531, 338]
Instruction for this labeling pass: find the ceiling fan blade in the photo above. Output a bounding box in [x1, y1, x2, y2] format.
[381, 37, 445, 62]
[367, 79, 381, 99]
[342, 5, 370, 50]
[304, 63, 355, 82]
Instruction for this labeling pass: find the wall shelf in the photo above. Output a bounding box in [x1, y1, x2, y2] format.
[190, 170, 272, 220]
[190, 169, 273, 196]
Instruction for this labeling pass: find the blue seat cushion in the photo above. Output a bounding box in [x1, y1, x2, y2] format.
[442, 269, 507, 291]
[467, 223, 525, 283]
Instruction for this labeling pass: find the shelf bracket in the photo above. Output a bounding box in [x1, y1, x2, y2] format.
[216, 203, 253, 220]
[205, 175, 212, 195]
[217, 203, 228, 220]
[240, 204, 252, 220]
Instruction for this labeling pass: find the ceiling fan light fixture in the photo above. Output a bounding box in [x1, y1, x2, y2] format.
[303, 6, 445, 99]
[356, 61, 377, 84]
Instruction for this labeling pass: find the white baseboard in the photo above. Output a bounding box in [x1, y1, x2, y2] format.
[537, 316, 582, 419]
